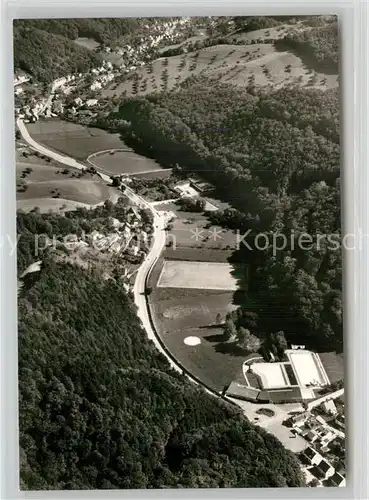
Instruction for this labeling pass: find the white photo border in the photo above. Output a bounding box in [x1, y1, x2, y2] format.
[1, 1, 367, 499]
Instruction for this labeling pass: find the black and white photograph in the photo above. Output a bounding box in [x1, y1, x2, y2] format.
[13, 15, 345, 490]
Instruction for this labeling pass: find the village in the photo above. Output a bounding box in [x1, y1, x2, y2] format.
[17, 201, 154, 297]
[13, 17, 193, 123]
[289, 393, 346, 487]
[13, 16, 346, 491]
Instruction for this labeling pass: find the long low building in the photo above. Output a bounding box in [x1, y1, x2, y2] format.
[226, 350, 331, 404]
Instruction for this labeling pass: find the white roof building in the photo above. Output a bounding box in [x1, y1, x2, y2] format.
[90, 82, 102, 91]
[323, 400, 338, 415]
[86, 99, 98, 107]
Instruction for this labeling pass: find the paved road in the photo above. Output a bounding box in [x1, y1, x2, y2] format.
[17, 118, 313, 453]
[17, 118, 112, 183]
[307, 388, 344, 411]
[17, 118, 184, 374]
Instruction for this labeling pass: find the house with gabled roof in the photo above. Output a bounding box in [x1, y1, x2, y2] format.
[328, 471, 346, 487]
[316, 459, 335, 479]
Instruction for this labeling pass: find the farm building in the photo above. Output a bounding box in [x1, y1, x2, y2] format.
[226, 350, 331, 404]
[174, 181, 199, 198]
[188, 176, 215, 195]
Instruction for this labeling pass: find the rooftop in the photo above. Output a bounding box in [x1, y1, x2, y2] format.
[317, 460, 331, 473]
[226, 382, 260, 401]
[304, 447, 317, 460]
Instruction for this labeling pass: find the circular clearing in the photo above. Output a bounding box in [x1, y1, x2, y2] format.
[184, 336, 201, 346]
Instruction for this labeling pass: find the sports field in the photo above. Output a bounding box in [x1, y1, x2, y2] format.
[149, 288, 243, 391]
[157, 260, 238, 290]
[27, 120, 128, 160]
[90, 150, 163, 175]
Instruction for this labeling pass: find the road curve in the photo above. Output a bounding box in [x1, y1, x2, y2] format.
[17, 119, 317, 451]
[87, 149, 174, 178]
[16, 118, 111, 184]
[16, 119, 211, 386]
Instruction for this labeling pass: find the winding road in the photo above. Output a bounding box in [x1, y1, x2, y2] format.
[17, 118, 111, 183]
[17, 118, 311, 453]
[16, 118, 189, 376]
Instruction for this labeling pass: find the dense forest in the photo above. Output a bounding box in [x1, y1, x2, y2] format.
[13, 18, 154, 82]
[14, 18, 144, 45]
[18, 208, 304, 489]
[110, 78, 342, 352]
[13, 25, 101, 83]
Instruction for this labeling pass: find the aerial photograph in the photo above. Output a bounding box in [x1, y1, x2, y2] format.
[14, 16, 344, 489]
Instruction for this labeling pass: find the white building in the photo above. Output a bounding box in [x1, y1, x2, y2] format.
[14, 75, 30, 86]
[323, 400, 338, 415]
[90, 81, 102, 91]
[86, 99, 98, 107]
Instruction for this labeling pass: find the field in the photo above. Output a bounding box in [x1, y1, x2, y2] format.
[147, 191, 249, 391]
[16, 161, 119, 212]
[318, 352, 344, 383]
[16, 198, 93, 213]
[155, 203, 238, 251]
[163, 247, 233, 263]
[74, 37, 100, 50]
[102, 39, 338, 99]
[16, 149, 61, 167]
[26, 119, 168, 176]
[89, 150, 164, 175]
[149, 287, 243, 391]
[27, 120, 128, 160]
[227, 23, 307, 43]
[157, 260, 238, 290]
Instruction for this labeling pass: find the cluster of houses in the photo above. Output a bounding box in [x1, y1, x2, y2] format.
[65, 208, 150, 283]
[106, 17, 191, 67]
[14, 17, 196, 123]
[301, 446, 345, 487]
[287, 397, 346, 487]
[15, 74, 80, 121]
[88, 60, 115, 90]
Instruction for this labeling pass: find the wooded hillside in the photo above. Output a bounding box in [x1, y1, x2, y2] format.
[114, 80, 341, 351]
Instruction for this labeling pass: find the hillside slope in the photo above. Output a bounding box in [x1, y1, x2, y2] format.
[18, 208, 304, 489]
[13, 25, 101, 82]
